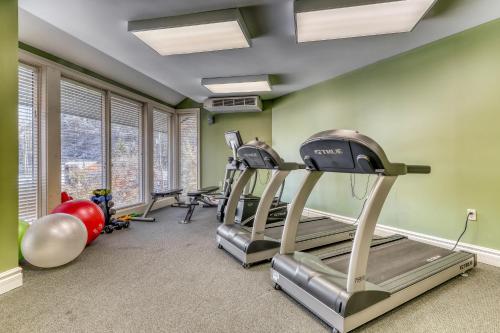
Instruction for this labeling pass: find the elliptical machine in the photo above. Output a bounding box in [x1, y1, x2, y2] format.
[216, 131, 242, 222]
[216, 130, 288, 226]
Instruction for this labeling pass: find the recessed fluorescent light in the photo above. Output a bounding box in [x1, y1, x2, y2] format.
[204, 81, 271, 94]
[295, 0, 437, 43]
[202, 75, 272, 94]
[129, 9, 250, 55]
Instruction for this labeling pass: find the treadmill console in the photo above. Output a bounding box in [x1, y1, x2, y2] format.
[224, 130, 243, 160]
[237, 140, 284, 169]
[300, 129, 404, 175]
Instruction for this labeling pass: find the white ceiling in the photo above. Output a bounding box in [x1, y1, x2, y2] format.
[18, 9, 185, 106]
[19, 0, 500, 105]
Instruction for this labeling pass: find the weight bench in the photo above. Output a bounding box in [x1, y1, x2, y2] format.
[139, 188, 184, 222]
[139, 186, 219, 223]
[178, 186, 219, 224]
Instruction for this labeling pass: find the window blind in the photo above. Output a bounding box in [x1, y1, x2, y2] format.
[179, 113, 199, 193]
[60, 79, 105, 199]
[111, 95, 143, 208]
[153, 109, 170, 192]
[18, 64, 39, 222]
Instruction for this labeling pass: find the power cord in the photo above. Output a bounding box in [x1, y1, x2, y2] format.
[349, 176, 473, 247]
[451, 212, 473, 251]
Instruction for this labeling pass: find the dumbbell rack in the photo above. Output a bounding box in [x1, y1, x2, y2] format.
[91, 189, 129, 234]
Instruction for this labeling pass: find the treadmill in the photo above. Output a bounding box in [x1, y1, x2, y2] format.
[217, 130, 288, 224]
[271, 129, 476, 333]
[216, 137, 357, 268]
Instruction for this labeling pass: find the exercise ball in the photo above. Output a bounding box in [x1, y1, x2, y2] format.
[21, 213, 87, 268]
[18, 220, 30, 262]
[51, 200, 105, 245]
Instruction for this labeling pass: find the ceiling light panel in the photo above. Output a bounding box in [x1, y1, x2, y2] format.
[129, 9, 250, 55]
[295, 0, 437, 43]
[202, 75, 272, 94]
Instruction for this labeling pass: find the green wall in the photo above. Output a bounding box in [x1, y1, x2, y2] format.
[272, 19, 500, 250]
[0, 0, 19, 272]
[178, 99, 273, 194]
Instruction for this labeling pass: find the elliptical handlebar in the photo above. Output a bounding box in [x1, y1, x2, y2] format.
[406, 165, 431, 174]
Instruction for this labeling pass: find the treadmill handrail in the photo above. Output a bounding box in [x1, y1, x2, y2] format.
[407, 165, 431, 174]
[251, 169, 291, 241]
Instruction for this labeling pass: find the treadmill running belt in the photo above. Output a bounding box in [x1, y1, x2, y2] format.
[264, 218, 350, 240]
[323, 239, 454, 285]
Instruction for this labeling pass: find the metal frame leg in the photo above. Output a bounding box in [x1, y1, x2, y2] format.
[280, 170, 324, 254]
[346, 175, 396, 292]
[252, 170, 290, 241]
[224, 169, 256, 226]
[179, 205, 195, 224]
[142, 197, 157, 218]
[179, 196, 197, 224]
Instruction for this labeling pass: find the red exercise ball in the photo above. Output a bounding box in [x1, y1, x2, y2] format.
[51, 200, 104, 245]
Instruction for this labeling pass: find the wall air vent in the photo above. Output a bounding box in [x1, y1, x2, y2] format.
[203, 96, 262, 113]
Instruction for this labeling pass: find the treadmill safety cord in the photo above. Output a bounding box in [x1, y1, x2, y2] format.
[351, 174, 376, 225]
[350, 173, 372, 200]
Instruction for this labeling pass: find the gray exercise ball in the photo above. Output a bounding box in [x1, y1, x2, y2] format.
[21, 213, 88, 268]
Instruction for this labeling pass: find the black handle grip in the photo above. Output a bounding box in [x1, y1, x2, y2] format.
[407, 165, 431, 174]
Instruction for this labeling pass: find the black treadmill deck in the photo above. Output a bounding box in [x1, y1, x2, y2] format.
[323, 238, 455, 285]
[263, 217, 354, 241]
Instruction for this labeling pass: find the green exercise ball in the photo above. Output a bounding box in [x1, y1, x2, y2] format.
[18, 220, 30, 262]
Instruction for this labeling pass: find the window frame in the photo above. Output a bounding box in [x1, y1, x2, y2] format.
[19, 50, 177, 214]
[18, 61, 42, 221]
[176, 108, 201, 191]
[109, 92, 146, 209]
[151, 107, 174, 192]
[59, 77, 107, 200]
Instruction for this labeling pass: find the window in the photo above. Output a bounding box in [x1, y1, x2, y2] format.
[60, 79, 106, 200]
[20, 53, 194, 217]
[111, 95, 143, 208]
[153, 109, 171, 192]
[178, 112, 199, 193]
[18, 64, 39, 222]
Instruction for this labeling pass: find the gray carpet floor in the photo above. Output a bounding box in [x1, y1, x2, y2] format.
[1, 207, 499, 333]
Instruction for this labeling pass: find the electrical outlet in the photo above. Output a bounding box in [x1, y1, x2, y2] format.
[467, 209, 477, 221]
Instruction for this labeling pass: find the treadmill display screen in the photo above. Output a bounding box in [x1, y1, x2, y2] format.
[238, 147, 278, 169]
[300, 140, 355, 171]
[224, 130, 243, 150]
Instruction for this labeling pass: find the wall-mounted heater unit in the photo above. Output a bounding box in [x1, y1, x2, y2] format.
[203, 96, 262, 113]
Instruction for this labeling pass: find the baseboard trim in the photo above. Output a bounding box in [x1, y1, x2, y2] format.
[303, 207, 500, 267]
[0, 267, 23, 295]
